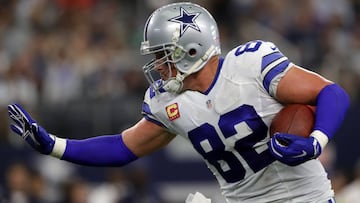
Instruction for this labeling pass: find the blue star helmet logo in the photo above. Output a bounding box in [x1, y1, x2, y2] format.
[168, 7, 201, 37]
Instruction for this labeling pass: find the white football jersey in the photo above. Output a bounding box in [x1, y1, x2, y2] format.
[142, 41, 333, 203]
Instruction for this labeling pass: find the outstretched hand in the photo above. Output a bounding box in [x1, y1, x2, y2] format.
[268, 133, 322, 166]
[8, 103, 55, 155]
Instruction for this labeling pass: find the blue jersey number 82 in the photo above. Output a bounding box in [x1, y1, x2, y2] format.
[188, 105, 275, 183]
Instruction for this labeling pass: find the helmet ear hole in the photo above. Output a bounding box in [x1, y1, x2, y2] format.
[188, 48, 197, 57]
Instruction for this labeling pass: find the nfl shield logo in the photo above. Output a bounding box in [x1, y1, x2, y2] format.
[206, 100, 212, 109]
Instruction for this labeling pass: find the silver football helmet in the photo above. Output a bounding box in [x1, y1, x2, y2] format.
[140, 2, 221, 93]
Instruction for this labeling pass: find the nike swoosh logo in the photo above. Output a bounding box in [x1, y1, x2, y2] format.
[270, 46, 277, 50]
[292, 150, 307, 158]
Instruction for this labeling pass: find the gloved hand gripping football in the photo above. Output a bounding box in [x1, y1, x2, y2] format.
[8, 103, 55, 155]
[269, 133, 322, 166]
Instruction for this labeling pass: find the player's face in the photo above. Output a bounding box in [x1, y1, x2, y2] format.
[154, 52, 177, 80]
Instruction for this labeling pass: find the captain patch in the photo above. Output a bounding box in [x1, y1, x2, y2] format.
[166, 103, 180, 121]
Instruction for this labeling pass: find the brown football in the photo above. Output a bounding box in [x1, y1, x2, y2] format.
[270, 104, 315, 137]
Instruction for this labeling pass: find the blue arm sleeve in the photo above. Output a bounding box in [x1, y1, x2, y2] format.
[314, 83, 350, 139]
[61, 134, 138, 166]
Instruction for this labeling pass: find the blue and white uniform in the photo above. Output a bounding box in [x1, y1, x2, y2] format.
[142, 41, 333, 203]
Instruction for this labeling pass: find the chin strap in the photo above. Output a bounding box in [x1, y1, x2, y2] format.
[163, 71, 185, 93]
[163, 45, 216, 93]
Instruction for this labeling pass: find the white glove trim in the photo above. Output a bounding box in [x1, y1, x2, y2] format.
[310, 130, 329, 149]
[50, 135, 67, 159]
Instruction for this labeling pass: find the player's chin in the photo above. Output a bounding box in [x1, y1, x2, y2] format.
[159, 71, 171, 80]
[161, 75, 169, 81]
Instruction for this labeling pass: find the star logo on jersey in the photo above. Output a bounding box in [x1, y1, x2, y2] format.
[168, 7, 201, 37]
[166, 103, 180, 121]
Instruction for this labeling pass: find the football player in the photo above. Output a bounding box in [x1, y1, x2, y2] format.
[8, 2, 349, 203]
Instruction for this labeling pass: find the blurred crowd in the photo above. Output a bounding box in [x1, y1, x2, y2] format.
[1, 0, 360, 202]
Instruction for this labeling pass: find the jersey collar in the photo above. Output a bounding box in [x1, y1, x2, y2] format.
[203, 56, 224, 95]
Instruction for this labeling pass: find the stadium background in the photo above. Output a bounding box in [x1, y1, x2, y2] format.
[0, 0, 360, 202]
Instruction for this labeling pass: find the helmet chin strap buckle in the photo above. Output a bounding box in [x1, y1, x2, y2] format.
[163, 71, 185, 93]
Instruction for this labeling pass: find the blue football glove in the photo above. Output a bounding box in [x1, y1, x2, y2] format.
[268, 133, 322, 166]
[8, 103, 55, 155]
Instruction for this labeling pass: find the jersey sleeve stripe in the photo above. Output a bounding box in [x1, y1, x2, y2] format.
[143, 115, 167, 128]
[261, 52, 284, 72]
[262, 59, 290, 93]
[142, 102, 152, 115]
[142, 102, 167, 128]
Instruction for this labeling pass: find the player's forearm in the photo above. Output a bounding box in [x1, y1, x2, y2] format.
[312, 83, 350, 148]
[51, 134, 138, 166]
